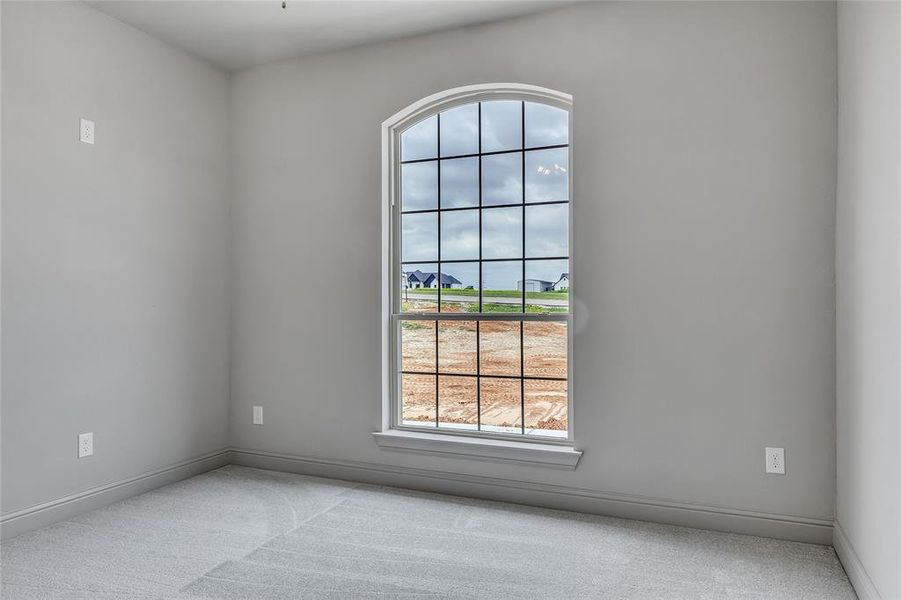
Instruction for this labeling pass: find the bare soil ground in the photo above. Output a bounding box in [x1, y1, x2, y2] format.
[401, 319, 567, 433]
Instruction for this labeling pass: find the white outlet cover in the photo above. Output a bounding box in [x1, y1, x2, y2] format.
[765, 447, 785, 474]
[78, 432, 94, 458]
[79, 118, 95, 144]
[253, 405, 263, 425]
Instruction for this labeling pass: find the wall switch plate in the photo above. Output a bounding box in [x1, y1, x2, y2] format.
[78, 432, 94, 458]
[765, 447, 785, 474]
[253, 406, 263, 425]
[79, 118, 95, 144]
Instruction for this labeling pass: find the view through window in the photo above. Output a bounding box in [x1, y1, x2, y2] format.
[394, 95, 571, 439]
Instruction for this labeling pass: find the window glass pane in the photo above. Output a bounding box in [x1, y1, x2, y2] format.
[481, 261, 523, 313]
[525, 148, 568, 203]
[482, 206, 522, 259]
[400, 263, 438, 313]
[481, 101, 522, 152]
[482, 153, 522, 206]
[479, 321, 521, 376]
[402, 212, 438, 262]
[525, 203, 568, 258]
[395, 96, 571, 439]
[438, 320, 478, 374]
[525, 259, 568, 313]
[525, 102, 568, 148]
[440, 157, 479, 209]
[524, 379, 567, 437]
[437, 262, 479, 313]
[401, 161, 438, 211]
[480, 378, 522, 434]
[401, 374, 436, 426]
[523, 321, 567, 378]
[438, 375, 478, 430]
[440, 209, 479, 261]
[401, 115, 437, 161]
[401, 320, 436, 372]
[440, 104, 479, 157]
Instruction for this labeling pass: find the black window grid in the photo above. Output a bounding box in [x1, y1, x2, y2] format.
[400, 102, 569, 315]
[396, 100, 569, 438]
[400, 144, 569, 165]
[398, 319, 567, 435]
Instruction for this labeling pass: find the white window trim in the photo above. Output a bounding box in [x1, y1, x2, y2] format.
[373, 430, 581, 469]
[377, 84, 579, 467]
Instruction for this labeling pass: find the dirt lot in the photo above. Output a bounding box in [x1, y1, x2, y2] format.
[401, 319, 567, 434]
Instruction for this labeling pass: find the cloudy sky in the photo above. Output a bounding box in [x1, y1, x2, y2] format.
[400, 100, 569, 290]
[401, 100, 568, 161]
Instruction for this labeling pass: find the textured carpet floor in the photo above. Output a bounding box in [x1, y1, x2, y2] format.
[1, 465, 855, 599]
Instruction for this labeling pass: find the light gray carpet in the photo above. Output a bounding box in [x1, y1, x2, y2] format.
[1, 465, 855, 599]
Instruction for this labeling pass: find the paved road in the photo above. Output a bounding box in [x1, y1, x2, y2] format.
[402, 293, 568, 307]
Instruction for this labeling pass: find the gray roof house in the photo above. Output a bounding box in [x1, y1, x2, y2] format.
[432, 273, 463, 287]
[405, 270, 432, 287]
[404, 270, 463, 289]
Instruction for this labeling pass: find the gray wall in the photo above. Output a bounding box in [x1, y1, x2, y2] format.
[230, 2, 837, 525]
[1, 0, 842, 544]
[1, 2, 230, 515]
[835, 2, 901, 597]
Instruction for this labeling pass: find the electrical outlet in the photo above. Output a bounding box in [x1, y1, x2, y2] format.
[252, 406, 263, 425]
[78, 432, 93, 458]
[765, 447, 785, 474]
[79, 118, 95, 144]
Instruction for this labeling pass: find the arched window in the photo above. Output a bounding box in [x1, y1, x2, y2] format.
[381, 84, 572, 445]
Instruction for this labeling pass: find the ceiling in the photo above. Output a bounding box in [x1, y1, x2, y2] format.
[88, 0, 574, 71]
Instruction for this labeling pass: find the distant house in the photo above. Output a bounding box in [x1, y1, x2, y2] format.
[429, 273, 463, 289]
[403, 270, 463, 290]
[404, 270, 432, 289]
[517, 279, 554, 292]
[553, 273, 569, 291]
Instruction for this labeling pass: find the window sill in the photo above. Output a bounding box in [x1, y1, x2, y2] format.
[372, 430, 582, 469]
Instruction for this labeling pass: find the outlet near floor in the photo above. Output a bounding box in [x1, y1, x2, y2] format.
[765, 447, 785, 474]
[79, 118, 95, 144]
[78, 432, 93, 458]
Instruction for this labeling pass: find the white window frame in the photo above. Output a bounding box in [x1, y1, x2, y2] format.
[377, 84, 579, 465]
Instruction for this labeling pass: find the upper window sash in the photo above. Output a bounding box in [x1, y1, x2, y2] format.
[390, 93, 572, 319]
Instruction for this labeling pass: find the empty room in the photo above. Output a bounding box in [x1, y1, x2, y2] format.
[1, 0, 899, 598]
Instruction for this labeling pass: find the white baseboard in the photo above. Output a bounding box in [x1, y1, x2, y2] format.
[229, 447, 834, 545]
[0, 449, 231, 540]
[0, 447, 834, 546]
[833, 521, 882, 600]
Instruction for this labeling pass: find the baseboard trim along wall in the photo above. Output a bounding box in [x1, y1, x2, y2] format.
[833, 521, 882, 600]
[0, 449, 231, 540]
[0, 447, 834, 545]
[229, 448, 834, 545]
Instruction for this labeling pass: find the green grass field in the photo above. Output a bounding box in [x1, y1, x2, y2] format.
[466, 302, 567, 314]
[400, 301, 567, 315]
